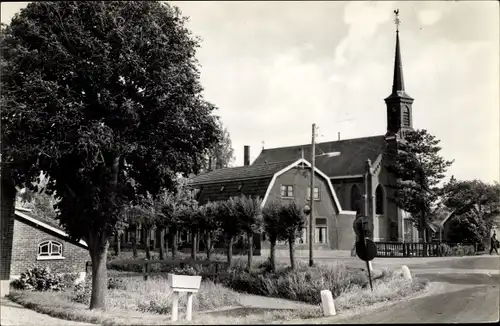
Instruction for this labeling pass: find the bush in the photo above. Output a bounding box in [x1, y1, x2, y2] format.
[71, 274, 126, 304]
[221, 260, 370, 305]
[439, 243, 452, 256]
[10, 267, 68, 292]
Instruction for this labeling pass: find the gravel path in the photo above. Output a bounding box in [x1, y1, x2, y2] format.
[0, 298, 96, 326]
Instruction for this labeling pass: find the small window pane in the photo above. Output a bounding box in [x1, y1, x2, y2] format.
[287, 186, 294, 197]
[51, 243, 61, 254]
[316, 218, 327, 226]
[314, 187, 320, 200]
[281, 185, 286, 197]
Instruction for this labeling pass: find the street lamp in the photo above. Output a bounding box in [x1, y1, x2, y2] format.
[308, 123, 342, 267]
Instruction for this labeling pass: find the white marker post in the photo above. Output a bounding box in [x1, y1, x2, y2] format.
[320, 290, 336, 316]
[401, 265, 412, 281]
[168, 274, 202, 322]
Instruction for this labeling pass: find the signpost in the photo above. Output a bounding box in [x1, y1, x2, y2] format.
[353, 215, 376, 291]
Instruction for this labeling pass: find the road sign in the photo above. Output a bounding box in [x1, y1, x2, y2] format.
[355, 239, 377, 262]
[353, 215, 373, 240]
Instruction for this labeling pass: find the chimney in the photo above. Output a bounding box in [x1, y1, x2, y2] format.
[244, 146, 250, 166]
[338, 132, 340, 141]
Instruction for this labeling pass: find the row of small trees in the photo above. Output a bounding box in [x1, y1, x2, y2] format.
[127, 180, 307, 270]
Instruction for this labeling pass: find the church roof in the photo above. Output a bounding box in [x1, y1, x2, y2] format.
[252, 135, 386, 177]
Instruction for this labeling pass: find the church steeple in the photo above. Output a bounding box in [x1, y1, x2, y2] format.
[392, 30, 405, 95]
[384, 9, 414, 138]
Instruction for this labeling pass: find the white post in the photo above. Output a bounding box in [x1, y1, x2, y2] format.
[401, 265, 412, 281]
[186, 292, 194, 321]
[171, 292, 179, 321]
[368, 261, 373, 272]
[320, 290, 336, 316]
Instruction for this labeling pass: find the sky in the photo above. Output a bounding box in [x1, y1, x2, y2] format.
[2, 1, 499, 183]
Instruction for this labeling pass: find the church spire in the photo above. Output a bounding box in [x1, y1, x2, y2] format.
[391, 9, 405, 95]
[384, 9, 414, 138]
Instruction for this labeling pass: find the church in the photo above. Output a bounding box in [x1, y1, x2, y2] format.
[250, 17, 420, 243]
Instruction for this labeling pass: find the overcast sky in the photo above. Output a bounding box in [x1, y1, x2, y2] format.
[2, 1, 499, 183]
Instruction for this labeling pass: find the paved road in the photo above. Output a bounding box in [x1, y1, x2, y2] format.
[0, 298, 95, 326]
[305, 255, 500, 324]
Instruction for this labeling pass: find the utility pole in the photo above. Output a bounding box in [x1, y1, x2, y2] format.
[309, 123, 316, 267]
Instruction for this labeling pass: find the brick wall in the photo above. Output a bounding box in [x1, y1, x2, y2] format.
[0, 183, 16, 280]
[10, 218, 89, 277]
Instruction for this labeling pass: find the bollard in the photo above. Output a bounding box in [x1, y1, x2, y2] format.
[401, 265, 412, 281]
[368, 261, 374, 272]
[320, 290, 336, 316]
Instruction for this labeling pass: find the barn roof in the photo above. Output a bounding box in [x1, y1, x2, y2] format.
[188, 159, 355, 215]
[252, 135, 386, 177]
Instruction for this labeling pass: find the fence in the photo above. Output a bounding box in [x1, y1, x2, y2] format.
[375, 242, 478, 258]
[88, 258, 230, 282]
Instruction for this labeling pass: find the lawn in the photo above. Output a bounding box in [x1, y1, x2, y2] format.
[8, 254, 429, 325]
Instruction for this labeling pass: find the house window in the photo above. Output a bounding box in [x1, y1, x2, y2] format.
[307, 187, 320, 200]
[315, 218, 328, 244]
[281, 185, 294, 198]
[37, 240, 63, 260]
[350, 185, 361, 213]
[375, 185, 384, 215]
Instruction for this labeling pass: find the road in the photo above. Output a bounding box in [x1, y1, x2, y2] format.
[311, 255, 500, 324]
[0, 297, 95, 326]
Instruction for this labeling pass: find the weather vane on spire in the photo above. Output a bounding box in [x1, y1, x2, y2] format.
[394, 9, 400, 32]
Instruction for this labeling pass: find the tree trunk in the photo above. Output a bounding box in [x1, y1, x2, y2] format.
[196, 230, 200, 253]
[191, 228, 197, 259]
[288, 236, 296, 270]
[132, 238, 137, 258]
[226, 236, 234, 266]
[269, 235, 277, 271]
[145, 227, 151, 260]
[159, 228, 165, 260]
[171, 229, 178, 259]
[114, 232, 121, 256]
[88, 232, 109, 310]
[205, 231, 212, 260]
[247, 231, 254, 269]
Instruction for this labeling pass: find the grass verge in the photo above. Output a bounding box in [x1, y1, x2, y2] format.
[8, 266, 428, 325]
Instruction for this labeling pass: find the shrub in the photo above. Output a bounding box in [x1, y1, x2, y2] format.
[72, 274, 92, 304]
[71, 275, 127, 304]
[108, 277, 126, 290]
[439, 243, 452, 256]
[222, 260, 370, 305]
[10, 267, 67, 292]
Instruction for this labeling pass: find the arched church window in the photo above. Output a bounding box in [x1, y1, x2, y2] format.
[403, 106, 411, 126]
[375, 184, 385, 215]
[350, 185, 361, 213]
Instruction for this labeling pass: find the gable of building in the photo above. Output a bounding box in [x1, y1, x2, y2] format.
[252, 135, 386, 178]
[189, 159, 351, 214]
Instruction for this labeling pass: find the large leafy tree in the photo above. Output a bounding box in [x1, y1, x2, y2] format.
[217, 197, 243, 266]
[388, 129, 453, 241]
[441, 178, 500, 244]
[262, 200, 283, 271]
[1, 1, 219, 309]
[204, 121, 235, 171]
[198, 201, 223, 260]
[278, 201, 306, 270]
[233, 195, 263, 269]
